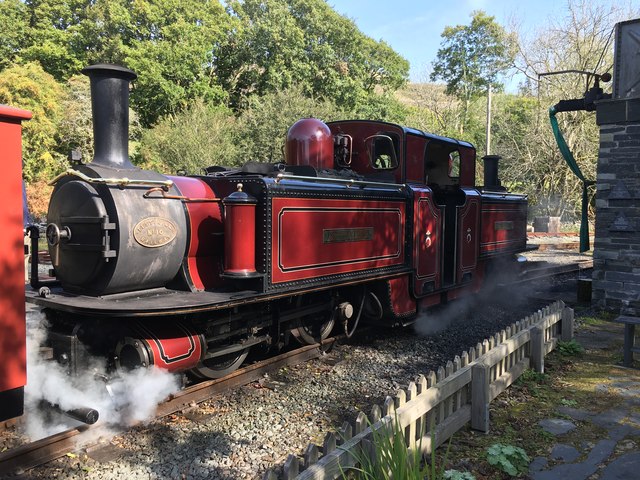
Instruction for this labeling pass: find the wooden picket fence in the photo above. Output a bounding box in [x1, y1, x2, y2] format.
[262, 300, 574, 480]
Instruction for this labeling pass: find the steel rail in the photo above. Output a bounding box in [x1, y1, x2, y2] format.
[501, 259, 593, 287]
[0, 338, 336, 476]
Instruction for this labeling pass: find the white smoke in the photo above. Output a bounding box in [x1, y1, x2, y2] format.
[24, 309, 180, 440]
[413, 258, 529, 337]
[413, 299, 473, 336]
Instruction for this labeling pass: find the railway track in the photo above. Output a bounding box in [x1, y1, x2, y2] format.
[1, 257, 592, 476]
[0, 339, 336, 476]
[507, 257, 593, 285]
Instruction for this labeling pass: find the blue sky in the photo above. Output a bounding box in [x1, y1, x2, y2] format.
[328, 0, 630, 86]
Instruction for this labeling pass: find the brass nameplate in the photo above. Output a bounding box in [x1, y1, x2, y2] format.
[494, 221, 514, 231]
[134, 217, 178, 248]
[323, 227, 374, 244]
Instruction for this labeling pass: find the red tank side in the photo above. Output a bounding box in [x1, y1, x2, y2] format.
[0, 105, 31, 421]
[168, 176, 224, 291]
[285, 118, 334, 170]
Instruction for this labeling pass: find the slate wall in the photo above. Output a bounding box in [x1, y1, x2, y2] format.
[593, 98, 640, 313]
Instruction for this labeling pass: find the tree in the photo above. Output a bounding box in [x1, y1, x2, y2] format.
[9, 0, 231, 127]
[236, 84, 344, 163]
[0, 0, 29, 71]
[19, 0, 88, 80]
[501, 0, 639, 219]
[76, 0, 231, 126]
[57, 75, 93, 163]
[138, 100, 240, 174]
[431, 11, 516, 133]
[0, 62, 67, 182]
[218, 0, 409, 111]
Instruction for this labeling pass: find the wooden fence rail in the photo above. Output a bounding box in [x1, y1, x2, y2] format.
[262, 301, 573, 480]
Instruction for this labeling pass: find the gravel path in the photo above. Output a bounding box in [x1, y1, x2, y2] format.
[3, 250, 585, 480]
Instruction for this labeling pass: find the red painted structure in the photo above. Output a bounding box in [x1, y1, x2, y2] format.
[168, 175, 224, 291]
[0, 105, 31, 421]
[223, 184, 259, 277]
[116, 321, 204, 373]
[285, 118, 334, 170]
[270, 198, 405, 284]
[24, 67, 530, 383]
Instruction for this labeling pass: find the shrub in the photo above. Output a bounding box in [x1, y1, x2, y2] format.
[557, 340, 584, 356]
[486, 443, 529, 477]
[138, 99, 240, 174]
[341, 415, 457, 480]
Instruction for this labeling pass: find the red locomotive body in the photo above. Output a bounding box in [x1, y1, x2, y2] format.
[23, 65, 528, 382]
[0, 105, 31, 421]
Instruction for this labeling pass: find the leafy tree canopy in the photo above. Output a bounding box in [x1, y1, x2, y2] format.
[218, 0, 409, 110]
[0, 62, 67, 182]
[431, 10, 515, 100]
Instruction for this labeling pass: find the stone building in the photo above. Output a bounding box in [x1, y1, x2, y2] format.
[593, 19, 640, 314]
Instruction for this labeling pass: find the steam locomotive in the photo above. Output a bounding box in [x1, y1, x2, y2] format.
[23, 64, 528, 382]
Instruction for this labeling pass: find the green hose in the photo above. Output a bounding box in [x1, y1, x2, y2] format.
[548, 106, 593, 252]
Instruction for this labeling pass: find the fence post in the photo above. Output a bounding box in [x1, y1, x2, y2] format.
[284, 455, 299, 479]
[406, 381, 417, 449]
[304, 444, 319, 469]
[471, 360, 490, 432]
[531, 325, 545, 373]
[561, 307, 574, 342]
[323, 432, 336, 456]
[355, 411, 367, 435]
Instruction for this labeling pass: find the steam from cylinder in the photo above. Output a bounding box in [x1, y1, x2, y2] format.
[81, 64, 137, 170]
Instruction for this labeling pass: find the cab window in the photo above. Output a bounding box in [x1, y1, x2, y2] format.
[368, 134, 399, 170]
[424, 142, 460, 187]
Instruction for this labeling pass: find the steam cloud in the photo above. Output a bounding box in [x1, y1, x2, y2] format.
[25, 309, 180, 440]
[413, 257, 529, 336]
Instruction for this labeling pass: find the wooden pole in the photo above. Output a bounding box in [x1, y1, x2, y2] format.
[486, 85, 492, 156]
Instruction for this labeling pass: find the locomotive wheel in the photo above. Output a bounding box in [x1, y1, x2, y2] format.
[190, 347, 250, 379]
[291, 296, 336, 347]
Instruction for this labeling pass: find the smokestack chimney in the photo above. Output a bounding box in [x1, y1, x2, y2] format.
[482, 154, 503, 191]
[81, 64, 137, 170]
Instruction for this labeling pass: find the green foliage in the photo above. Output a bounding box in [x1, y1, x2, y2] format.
[19, 0, 86, 80]
[557, 340, 584, 357]
[0, 62, 67, 182]
[12, 0, 231, 126]
[0, 0, 29, 70]
[560, 398, 578, 407]
[518, 369, 548, 384]
[353, 92, 408, 124]
[138, 99, 240, 174]
[486, 443, 529, 477]
[443, 470, 476, 480]
[431, 11, 515, 99]
[237, 85, 344, 163]
[430, 11, 515, 135]
[219, 0, 409, 110]
[57, 75, 93, 162]
[341, 416, 452, 480]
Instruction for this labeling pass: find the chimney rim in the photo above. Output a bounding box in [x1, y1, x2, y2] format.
[81, 63, 137, 81]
